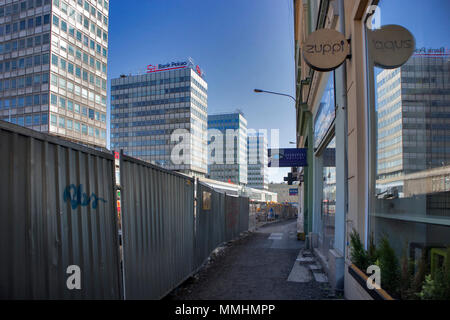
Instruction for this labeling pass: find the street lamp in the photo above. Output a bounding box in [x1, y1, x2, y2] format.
[253, 89, 296, 103]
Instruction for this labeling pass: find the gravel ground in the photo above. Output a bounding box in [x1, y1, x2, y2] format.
[165, 220, 332, 300]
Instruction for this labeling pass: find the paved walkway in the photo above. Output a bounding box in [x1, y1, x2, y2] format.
[166, 219, 333, 300]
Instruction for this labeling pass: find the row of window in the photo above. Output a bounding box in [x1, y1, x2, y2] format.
[111, 97, 192, 110]
[0, 73, 49, 91]
[49, 74, 106, 106]
[49, 113, 106, 139]
[110, 139, 168, 148]
[0, 93, 49, 109]
[128, 117, 191, 128]
[0, 14, 51, 35]
[191, 77, 207, 95]
[191, 87, 207, 104]
[2, 113, 48, 126]
[0, 33, 50, 54]
[49, 93, 106, 122]
[111, 86, 191, 100]
[0, 0, 51, 17]
[191, 95, 208, 113]
[378, 89, 401, 109]
[126, 150, 168, 157]
[111, 77, 192, 91]
[0, 53, 50, 73]
[53, 0, 108, 26]
[51, 54, 107, 83]
[111, 106, 191, 119]
[52, 16, 107, 58]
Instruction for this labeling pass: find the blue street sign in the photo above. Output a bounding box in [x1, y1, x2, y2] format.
[289, 188, 298, 196]
[268, 148, 308, 167]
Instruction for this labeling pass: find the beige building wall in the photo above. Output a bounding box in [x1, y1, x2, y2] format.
[268, 183, 299, 204]
[294, 0, 375, 299]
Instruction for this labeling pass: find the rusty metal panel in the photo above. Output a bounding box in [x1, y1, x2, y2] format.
[120, 153, 195, 300]
[238, 196, 250, 233]
[225, 195, 240, 241]
[195, 182, 226, 268]
[0, 121, 122, 299]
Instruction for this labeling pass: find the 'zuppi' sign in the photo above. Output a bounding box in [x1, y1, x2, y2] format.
[302, 29, 350, 72]
[367, 24, 415, 69]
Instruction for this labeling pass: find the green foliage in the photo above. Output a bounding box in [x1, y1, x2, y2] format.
[367, 232, 378, 266]
[418, 269, 450, 300]
[349, 229, 369, 271]
[376, 236, 400, 297]
[412, 251, 428, 295]
[419, 247, 450, 300]
[399, 245, 416, 299]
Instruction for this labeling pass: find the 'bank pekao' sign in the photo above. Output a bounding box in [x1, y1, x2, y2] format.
[146, 60, 203, 77]
[302, 29, 350, 72]
[367, 24, 415, 69]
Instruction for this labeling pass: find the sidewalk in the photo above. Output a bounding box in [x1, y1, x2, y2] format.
[166, 220, 334, 300]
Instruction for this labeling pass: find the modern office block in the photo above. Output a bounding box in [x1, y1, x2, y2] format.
[0, 0, 109, 148]
[110, 60, 208, 176]
[207, 112, 247, 185]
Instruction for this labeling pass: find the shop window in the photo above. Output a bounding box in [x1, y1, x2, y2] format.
[365, 0, 450, 299]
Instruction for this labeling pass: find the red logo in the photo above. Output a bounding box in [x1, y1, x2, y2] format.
[196, 65, 202, 76]
[147, 64, 157, 73]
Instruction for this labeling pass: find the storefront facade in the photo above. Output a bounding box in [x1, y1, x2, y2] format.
[294, 0, 450, 299]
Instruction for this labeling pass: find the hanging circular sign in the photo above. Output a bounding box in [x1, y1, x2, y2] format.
[367, 24, 415, 69]
[302, 29, 350, 72]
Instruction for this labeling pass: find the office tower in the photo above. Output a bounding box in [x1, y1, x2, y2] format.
[0, 0, 109, 148]
[207, 112, 247, 185]
[247, 132, 269, 190]
[110, 60, 208, 176]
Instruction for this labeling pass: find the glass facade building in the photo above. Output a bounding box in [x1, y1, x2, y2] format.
[247, 132, 268, 190]
[207, 112, 248, 185]
[110, 64, 208, 176]
[376, 55, 450, 195]
[0, 0, 109, 148]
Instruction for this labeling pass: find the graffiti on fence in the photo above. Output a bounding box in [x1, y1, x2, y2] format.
[63, 184, 106, 210]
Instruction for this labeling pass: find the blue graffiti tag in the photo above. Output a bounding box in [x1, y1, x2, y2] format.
[63, 184, 107, 210]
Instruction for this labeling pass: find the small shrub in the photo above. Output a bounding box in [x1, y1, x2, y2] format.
[419, 247, 450, 300]
[349, 229, 369, 271]
[377, 236, 400, 297]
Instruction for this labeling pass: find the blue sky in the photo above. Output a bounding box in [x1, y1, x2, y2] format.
[107, 0, 296, 183]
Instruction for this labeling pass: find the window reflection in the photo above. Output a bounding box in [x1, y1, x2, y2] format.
[367, 0, 450, 299]
[320, 137, 336, 258]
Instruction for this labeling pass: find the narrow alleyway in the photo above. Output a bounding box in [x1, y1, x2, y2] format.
[166, 220, 334, 300]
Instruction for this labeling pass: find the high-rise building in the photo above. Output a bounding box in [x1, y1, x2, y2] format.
[110, 60, 208, 176]
[247, 132, 268, 190]
[376, 55, 450, 195]
[207, 112, 247, 185]
[0, 0, 109, 148]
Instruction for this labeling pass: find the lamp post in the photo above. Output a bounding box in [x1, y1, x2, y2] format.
[253, 89, 296, 103]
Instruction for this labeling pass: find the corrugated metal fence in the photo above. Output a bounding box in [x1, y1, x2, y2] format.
[0, 120, 251, 300]
[194, 182, 249, 268]
[119, 154, 196, 300]
[0, 121, 122, 299]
